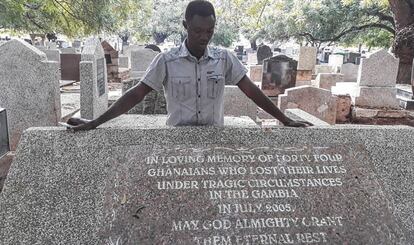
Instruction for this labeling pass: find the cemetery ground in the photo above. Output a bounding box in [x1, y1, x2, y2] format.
[1, 39, 414, 244]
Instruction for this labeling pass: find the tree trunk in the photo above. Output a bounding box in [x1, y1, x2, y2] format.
[388, 0, 414, 88]
[250, 40, 257, 50]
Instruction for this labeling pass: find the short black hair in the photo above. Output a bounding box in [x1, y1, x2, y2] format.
[185, 0, 215, 21]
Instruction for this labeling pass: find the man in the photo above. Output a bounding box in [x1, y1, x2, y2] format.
[68, 0, 310, 130]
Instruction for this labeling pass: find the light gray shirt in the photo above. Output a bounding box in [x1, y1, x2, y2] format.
[141, 41, 248, 126]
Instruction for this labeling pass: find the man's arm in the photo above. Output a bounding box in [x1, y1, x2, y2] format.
[68, 82, 153, 131]
[237, 75, 311, 127]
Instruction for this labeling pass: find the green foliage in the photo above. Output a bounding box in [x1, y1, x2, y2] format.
[237, 0, 394, 48]
[0, 0, 141, 38]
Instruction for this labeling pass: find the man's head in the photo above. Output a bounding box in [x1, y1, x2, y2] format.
[183, 0, 216, 54]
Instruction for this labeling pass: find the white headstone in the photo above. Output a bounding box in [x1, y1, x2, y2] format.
[328, 54, 344, 67]
[80, 39, 108, 120]
[0, 39, 61, 150]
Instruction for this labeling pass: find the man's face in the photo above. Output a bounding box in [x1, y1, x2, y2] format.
[184, 15, 216, 52]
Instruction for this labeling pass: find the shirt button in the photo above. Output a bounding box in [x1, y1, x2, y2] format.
[198, 78, 200, 81]
[198, 111, 201, 114]
[198, 95, 201, 98]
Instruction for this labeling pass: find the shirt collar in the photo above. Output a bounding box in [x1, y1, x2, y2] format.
[178, 39, 213, 60]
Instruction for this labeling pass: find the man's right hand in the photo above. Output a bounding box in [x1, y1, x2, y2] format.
[67, 117, 98, 131]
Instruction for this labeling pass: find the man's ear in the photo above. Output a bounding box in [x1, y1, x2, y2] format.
[182, 20, 188, 30]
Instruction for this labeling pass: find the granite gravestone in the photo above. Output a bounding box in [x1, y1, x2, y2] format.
[43, 49, 61, 63]
[0, 108, 9, 157]
[1, 117, 414, 244]
[130, 48, 158, 78]
[341, 63, 358, 82]
[262, 55, 297, 97]
[80, 39, 108, 119]
[355, 49, 399, 109]
[315, 73, 344, 91]
[122, 78, 167, 114]
[297, 47, 317, 71]
[257, 45, 273, 65]
[0, 39, 61, 150]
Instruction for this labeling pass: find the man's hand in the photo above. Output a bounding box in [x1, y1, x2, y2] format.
[66, 117, 98, 131]
[282, 119, 313, 127]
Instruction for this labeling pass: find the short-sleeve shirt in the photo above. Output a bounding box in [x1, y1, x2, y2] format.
[141, 40, 248, 126]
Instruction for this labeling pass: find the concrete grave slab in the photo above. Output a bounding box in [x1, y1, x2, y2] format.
[315, 65, 334, 75]
[278, 86, 338, 124]
[315, 73, 344, 91]
[1, 119, 414, 244]
[354, 86, 399, 109]
[223, 86, 257, 120]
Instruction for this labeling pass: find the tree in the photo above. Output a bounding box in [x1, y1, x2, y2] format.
[0, 0, 139, 38]
[388, 0, 414, 88]
[259, 0, 394, 48]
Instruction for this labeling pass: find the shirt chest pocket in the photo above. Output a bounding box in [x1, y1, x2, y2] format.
[207, 75, 225, 99]
[170, 76, 192, 101]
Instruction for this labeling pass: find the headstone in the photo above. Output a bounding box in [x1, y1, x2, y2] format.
[341, 63, 358, 82]
[357, 49, 398, 87]
[43, 49, 61, 63]
[80, 39, 108, 119]
[261, 55, 297, 97]
[1, 119, 414, 244]
[315, 65, 334, 75]
[122, 79, 166, 114]
[285, 46, 294, 57]
[60, 53, 81, 81]
[223, 86, 257, 120]
[0, 108, 9, 157]
[278, 86, 337, 124]
[247, 52, 258, 65]
[130, 48, 158, 78]
[119, 55, 129, 68]
[61, 47, 77, 54]
[315, 73, 344, 91]
[101, 41, 120, 83]
[355, 49, 399, 109]
[297, 46, 317, 71]
[328, 54, 344, 68]
[0, 39, 61, 150]
[72, 40, 82, 49]
[249, 65, 262, 82]
[257, 45, 272, 65]
[346, 52, 361, 64]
